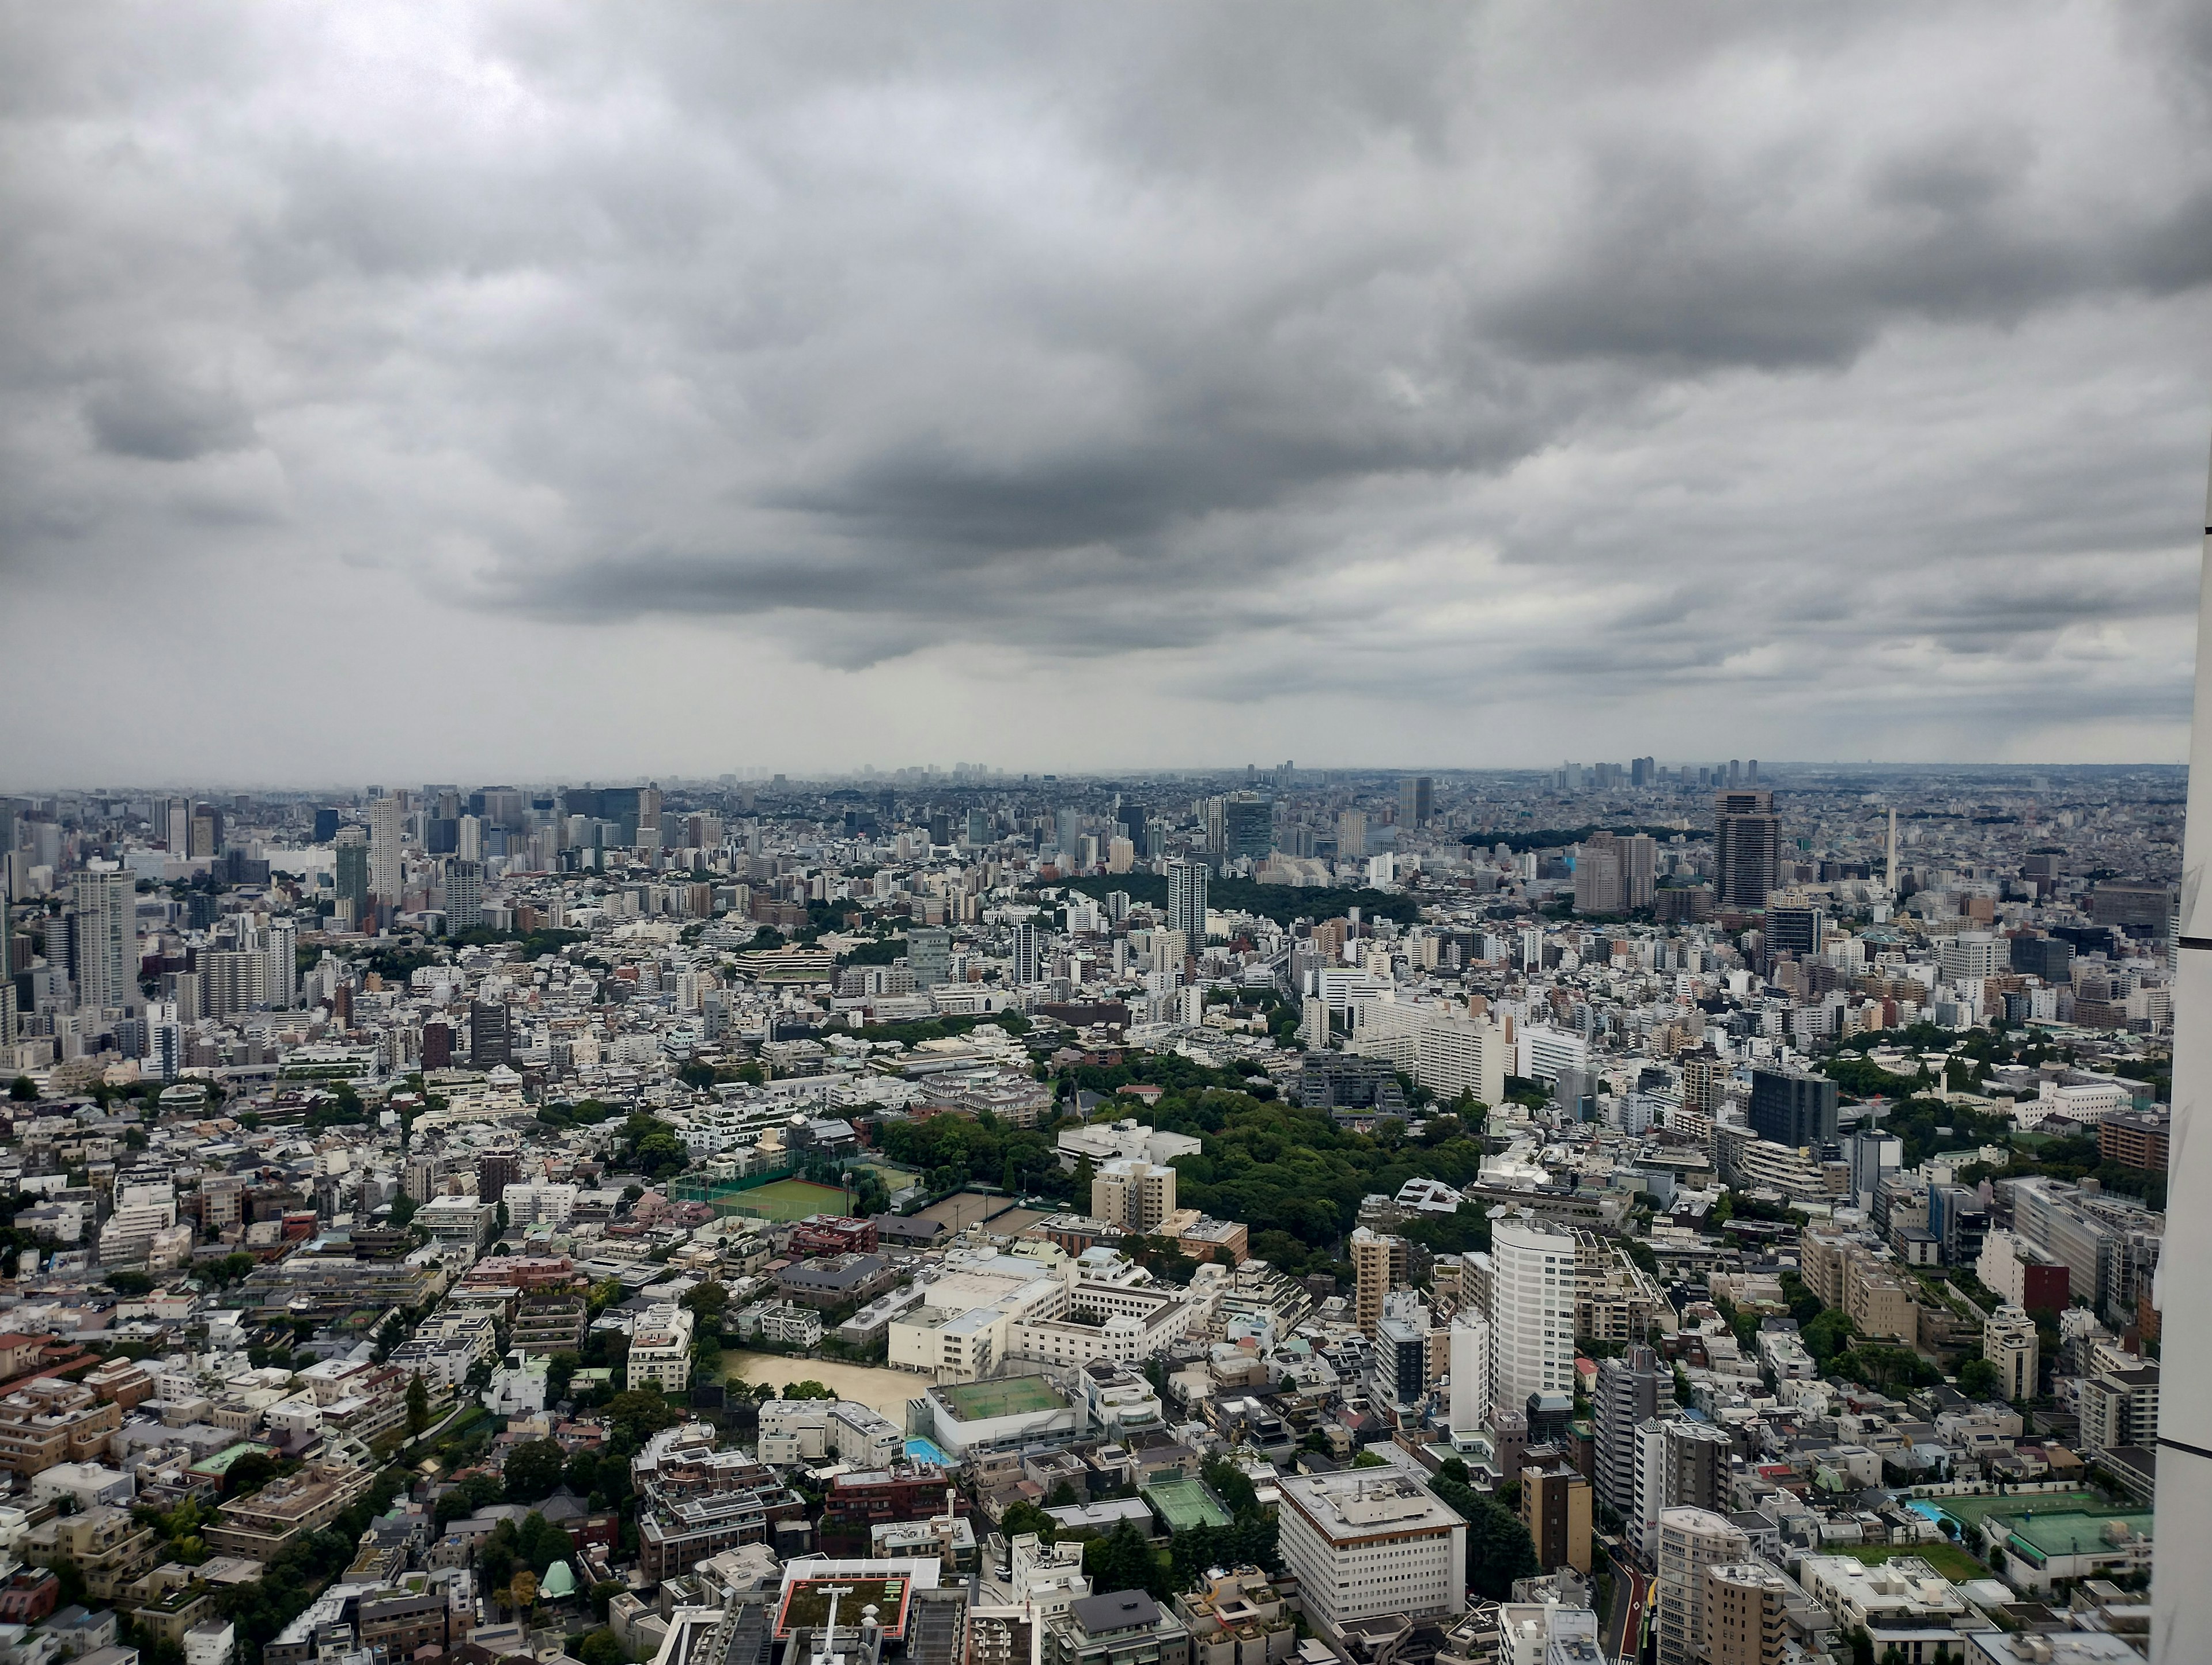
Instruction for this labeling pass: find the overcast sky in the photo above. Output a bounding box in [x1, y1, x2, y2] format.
[6, 3, 2212, 787]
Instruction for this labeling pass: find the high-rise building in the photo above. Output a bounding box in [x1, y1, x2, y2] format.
[1764, 906, 1825, 963]
[1592, 1345, 1662, 1516]
[1635, 1419, 1733, 1557]
[165, 797, 192, 854]
[1748, 1067, 1838, 1149]
[1376, 1291, 1433, 1409]
[334, 827, 370, 912]
[1009, 920, 1046, 985]
[1165, 858, 1208, 947]
[1397, 776, 1433, 830]
[1448, 1310, 1492, 1436]
[367, 797, 404, 903]
[264, 917, 298, 1010]
[1654, 1508, 1749, 1665]
[470, 999, 511, 1067]
[1350, 1226, 1406, 1338]
[1489, 1211, 1577, 1413]
[1338, 810, 1368, 859]
[1573, 832, 1624, 915]
[444, 860, 484, 935]
[71, 871, 134, 1012]
[1713, 790, 1780, 911]
[1702, 1562, 1791, 1665]
[313, 807, 340, 844]
[908, 927, 950, 989]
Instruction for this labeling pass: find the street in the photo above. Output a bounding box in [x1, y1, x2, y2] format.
[1603, 1543, 1650, 1665]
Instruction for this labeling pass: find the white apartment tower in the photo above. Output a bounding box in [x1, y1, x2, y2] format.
[71, 870, 135, 1012]
[1447, 1309, 1493, 1438]
[1488, 1211, 1577, 1416]
[367, 795, 404, 903]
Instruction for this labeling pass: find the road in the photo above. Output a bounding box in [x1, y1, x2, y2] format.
[1603, 1543, 1651, 1665]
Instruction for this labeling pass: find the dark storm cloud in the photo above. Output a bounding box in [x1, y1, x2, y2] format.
[2, 0, 2210, 762]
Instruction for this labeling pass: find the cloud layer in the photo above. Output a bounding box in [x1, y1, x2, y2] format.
[3, 2, 2211, 782]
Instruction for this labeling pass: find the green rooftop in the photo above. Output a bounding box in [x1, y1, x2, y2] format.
[936, 1374, 1067, 1420]
[1995, 1508, 2153, 1565]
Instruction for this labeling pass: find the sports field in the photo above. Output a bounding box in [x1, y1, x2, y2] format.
[1836, 1543, 1986, 1582]
[732, 1177, 858, 1221]
[1145, 1477, 1233, 1531]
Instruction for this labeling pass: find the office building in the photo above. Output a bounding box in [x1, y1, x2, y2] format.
[1010, 921, 1046, 986]
[1376, 1292, 1433, 1409]
[1592, 1345, 1662, 1516]
[1654, 1508, 1748, 1665]
[1763, 905, 1824, 963]
[1713, 790, 1779, 911]
[2009, 934, 2074, 984]
[367, 797, 403, 902]
[71, 871, 134, 1012]
[1702, 1562, 1791, 1665]
[1490, 1212, 1577, 1414]
[1277, 1471, 1467, 1635]
[469, 1000, 511, 1068]
[908, 927, 950, 990]
[1219, 794, 1272, 862]
[1520, 1457, 1592, 1575]
[1984, 1305, 2039, 1402]
[334, 829, 369, 912]
[1397, 775, 1433, 830]
[1747, 1067, 1838, 1149]
[1350, 1226, 1406, 1339]
[1165, 859, 1209, 946]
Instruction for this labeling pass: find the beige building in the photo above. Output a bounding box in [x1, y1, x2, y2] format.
[1277, 1471, 1466, 1637]
[627, 1302, 696, 1393]
[1703, 1562, 1792, 1665]
[1350, 1227, 1406, 1339]
[1091, 1159, 1177, 1235]
[1984, 1305, 2039, 1402]
[1655, 1507, 1748, 1665]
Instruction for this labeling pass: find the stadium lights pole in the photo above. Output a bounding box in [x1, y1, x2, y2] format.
[2153, 436, 2212, 1664]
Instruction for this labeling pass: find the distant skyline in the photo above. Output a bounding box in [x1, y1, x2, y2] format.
[5, 5, 2212, 783]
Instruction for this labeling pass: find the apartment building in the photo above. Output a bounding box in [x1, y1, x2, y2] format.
[1277, 1471, 1467, 1637]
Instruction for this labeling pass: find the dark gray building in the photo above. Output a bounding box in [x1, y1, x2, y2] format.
[1748, 1066, 1838, 1149]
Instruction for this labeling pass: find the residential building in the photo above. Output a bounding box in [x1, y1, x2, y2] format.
[1520, 1456, 1591, 1575]
[627, 1303, 696, 1393]
[1592, 1346, 1662, 1518]
[1984, 1306, 2039, 1402]
[1350, 1227, 1406, 1339]
[1042, 1592, 1192, 1665]
[1654, 1508, 1748, 1665]
[1489, 1212, 1576, 1414]
[1702, 1561, 1792, 1665]
[1092, 1159, 1176, 1235]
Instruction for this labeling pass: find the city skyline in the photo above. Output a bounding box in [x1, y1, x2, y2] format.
[5, 6, 2212, 782]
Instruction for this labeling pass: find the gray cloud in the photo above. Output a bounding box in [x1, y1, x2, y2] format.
[2, 1, 2210, 777]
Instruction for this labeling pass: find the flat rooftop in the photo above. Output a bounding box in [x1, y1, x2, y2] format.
[934, 1375, 1067, 1420]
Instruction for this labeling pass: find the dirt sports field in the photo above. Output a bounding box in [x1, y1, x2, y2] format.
[718, 1350, 921, 1419]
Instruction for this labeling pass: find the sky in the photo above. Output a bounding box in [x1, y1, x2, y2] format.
[6, 3, 2212, 787]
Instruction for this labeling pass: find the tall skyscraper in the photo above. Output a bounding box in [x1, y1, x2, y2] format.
[264, 917, 298, 1010]
[1166, 858, 1208, 947]
[445, 860, 484, 934]
[1009, 920, 1045, 985]
[470, 999, 512, 1067]
[334, 828, 370, 912]
[1713, 789, 1780, 910]
[71, 871, 134, 1012]
[1397, 775, 1433, 829]
[164, 797, 191, 854]
[1573, 831, 1625, 914]
[1748, 1066, 1838, 1148]
[1338, 809, 1368, 859]
[367, 796, 404, 902]
[1350, 1225, 1406, 1338]
[1488, 1211, 1577, 1413]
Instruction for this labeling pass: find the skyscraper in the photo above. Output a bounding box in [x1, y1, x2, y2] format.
[367, 796, 404, 903]
[264, 916, 298, 1010]
[1166, 858, 1208, 947]
[470, 999, 512, 1067]
[1713, 788, 1780, 910]
[1448, 1309, 1493, 1436]
[1748, 1066, 1838, 1148]
[908, 926, 950, 989]
[71, 871, 134, 1012]
[1009, 920, 1045, 985]
[1397, 775, 1433, 830]
[334, 827, 370, 912]
[445, 860, 484, 934]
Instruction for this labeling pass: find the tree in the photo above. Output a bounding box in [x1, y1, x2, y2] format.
[1957, 1358, 2005, 1401]
[1082, 1520, 1166, 1598]
[105, 1270, 154, 1296]
[8, 1078, 37, 1102]
[406, 1371, 431, 1438]
[503, 1439, 568, 1503]
[223, 1454, 278, 1499]
[578, 1632, 625, 1665]
[999, 1500, 1059, 1542]
[681, 1281, 730, 1321]
[782, 1379, 835, 1401]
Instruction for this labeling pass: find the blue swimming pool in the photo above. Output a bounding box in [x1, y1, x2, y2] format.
[907, 1437, 953, 1466]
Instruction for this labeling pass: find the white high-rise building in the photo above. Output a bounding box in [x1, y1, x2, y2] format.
[165, 797, 191, 855]
[1166, 858, 1209, 946]
[367, 796, 404, 903]
[1488, 1211, 1577, 1416]
[1447, 1309, 1492, 1437]
[264, 917, 298, 1010]
[457, 814, 483, 862]
[71, 870, 135, 1012]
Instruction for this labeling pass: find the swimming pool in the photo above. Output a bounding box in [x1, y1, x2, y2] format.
[907, 1436, 953, 1466]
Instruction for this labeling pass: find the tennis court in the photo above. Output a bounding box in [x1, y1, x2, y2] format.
[937, 1375, 1068, 1420]
[732, 1177, 861, 1222]
[1145, 1477, 1233, 1531]
[1930, 1490, 2105, 1532]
